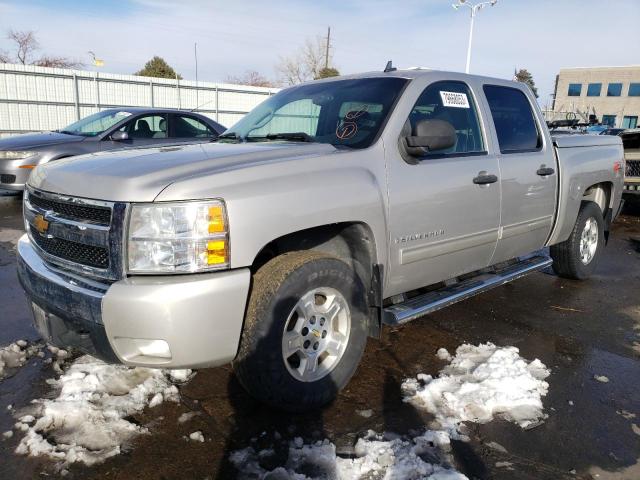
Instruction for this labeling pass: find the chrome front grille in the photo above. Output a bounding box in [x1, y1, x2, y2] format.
[24, 188, 127, 281]
[28, 194, 112, 225]
[29, 225, 110, 268]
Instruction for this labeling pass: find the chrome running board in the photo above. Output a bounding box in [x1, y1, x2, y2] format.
[383, 254, 553, 326]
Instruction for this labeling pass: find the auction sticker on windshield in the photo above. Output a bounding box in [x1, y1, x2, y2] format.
[440, 91, 470, 108]
[115, 111, 132, 117]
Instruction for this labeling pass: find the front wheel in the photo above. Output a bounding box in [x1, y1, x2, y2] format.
[550, 201, 605, 280]
[233, 251, 368, 411]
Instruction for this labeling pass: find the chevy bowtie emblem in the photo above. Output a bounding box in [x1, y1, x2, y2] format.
[33, 214, 49, 234]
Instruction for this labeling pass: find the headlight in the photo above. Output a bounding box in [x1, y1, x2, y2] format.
[127, 200, 229, 274]
[0, 151, 37, 160]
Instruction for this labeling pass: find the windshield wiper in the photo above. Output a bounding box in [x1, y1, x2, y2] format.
[58, 130, 77, 135]
[264, 132, 315, 142]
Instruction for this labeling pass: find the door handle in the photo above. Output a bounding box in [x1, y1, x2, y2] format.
[473, 172, 498, 185]
[537, 165, 555, 176]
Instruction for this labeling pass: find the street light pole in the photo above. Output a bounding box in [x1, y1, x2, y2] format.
[452, 0, 498, 74]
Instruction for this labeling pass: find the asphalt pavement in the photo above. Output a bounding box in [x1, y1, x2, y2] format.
[1, 192, 639, 479]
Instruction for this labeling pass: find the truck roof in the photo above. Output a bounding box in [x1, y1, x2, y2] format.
[305, 68, 524, 90]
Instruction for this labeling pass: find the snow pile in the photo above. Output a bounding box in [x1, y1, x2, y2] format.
[230, 431, 467, 480]
[402, 343, 550, 431]
[0, 341, 42, 379]
[14, 355, 192, 466]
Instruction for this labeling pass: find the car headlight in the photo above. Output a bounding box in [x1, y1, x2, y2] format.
[0, 151, 37, 160]
[127, 200, 229, 274]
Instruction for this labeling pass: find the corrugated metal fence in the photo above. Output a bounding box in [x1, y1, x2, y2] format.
[0, 63, 279, 137]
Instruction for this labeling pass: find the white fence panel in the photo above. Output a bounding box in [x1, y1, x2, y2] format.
[0, 63, 278, 138]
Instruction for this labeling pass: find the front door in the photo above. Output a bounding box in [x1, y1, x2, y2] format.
[482, 84, 557, 264]
[386, 80, 501, 297]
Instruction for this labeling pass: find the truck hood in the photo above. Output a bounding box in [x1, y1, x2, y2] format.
[28, 142, 338, 202]
[0, 131, 85, 150]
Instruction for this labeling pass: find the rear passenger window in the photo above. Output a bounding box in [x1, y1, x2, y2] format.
[407, 81, 485, 156]
[483, 85, 541, 153]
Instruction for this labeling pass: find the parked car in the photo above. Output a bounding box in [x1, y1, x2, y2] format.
[17, 69, 624, 411]
[0, 108, 225, 193]
[621, 128, 640, 197]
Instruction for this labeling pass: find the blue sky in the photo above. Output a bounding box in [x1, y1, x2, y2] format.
[1, 0, 638, 103]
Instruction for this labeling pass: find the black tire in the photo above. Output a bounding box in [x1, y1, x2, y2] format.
[233, 251, 368, 411]
[550, 201, 605, 280]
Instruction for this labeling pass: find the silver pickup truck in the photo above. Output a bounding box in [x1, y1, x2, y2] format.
[17, 69, 624, 410]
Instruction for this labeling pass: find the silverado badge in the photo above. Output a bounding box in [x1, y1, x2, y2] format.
[33, 214, 49, 235]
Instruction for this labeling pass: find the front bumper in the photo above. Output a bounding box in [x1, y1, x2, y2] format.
[0, 158, 38, 191]
[17, 234, 251, 368]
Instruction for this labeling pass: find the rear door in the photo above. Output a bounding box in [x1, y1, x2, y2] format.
[482, 84, 557, 263]
[386, 79, 501, 296]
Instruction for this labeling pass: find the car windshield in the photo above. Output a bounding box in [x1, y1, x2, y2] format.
[222, 77, 408, 149]
[60, 110, 133, 137]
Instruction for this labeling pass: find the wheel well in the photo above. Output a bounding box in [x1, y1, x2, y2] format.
[252, 222, 377, 285]
[251, 222, 382, 337]
[582, 182, 612, 214]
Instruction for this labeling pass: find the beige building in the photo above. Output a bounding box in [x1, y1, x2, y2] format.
[552, 66, 640, 129]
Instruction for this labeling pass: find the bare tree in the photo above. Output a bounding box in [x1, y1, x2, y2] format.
[225, 70, 276, 87]
[276, 35, 335, 86]
[7, 30, 39, 64]
[4, 29, 82, 68]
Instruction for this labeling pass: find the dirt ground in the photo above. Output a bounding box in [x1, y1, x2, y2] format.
[1, 193, 639, 479]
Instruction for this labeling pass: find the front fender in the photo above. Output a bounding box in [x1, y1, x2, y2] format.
[155, 149, 389, 271]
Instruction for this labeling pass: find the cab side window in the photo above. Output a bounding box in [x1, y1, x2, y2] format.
[483, 85, 541, 153]
[172, 115, 216, 138]
[408, 81, 485, 156]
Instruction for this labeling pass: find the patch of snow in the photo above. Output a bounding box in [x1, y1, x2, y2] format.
[167, 369, 193, 383]
[14, 355, 191, 467]
[402, 343, 550, 431]
[356, 409, 373, 418]
[178, 411, 199, 424]
[148, 393, 163, 408]
[231, 430, 467, 480]
[3, 430, 13, 439]
[594, 375, 609, 383]
[189, 431, 205, 443]
[495, 461, 514, 469]
[0, 341, 42, 379]
[436, 348, 453, 361]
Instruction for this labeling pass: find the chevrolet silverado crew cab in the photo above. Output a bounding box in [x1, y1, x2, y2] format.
[17, 68, 624, 410]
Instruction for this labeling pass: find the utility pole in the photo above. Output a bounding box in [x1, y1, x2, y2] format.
[324, 26, 331, 69]
[194, 42, 199, 108]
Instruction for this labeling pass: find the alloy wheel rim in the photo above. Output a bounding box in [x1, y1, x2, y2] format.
[281, 287, 351, 382]
[579, 217, 598, 265]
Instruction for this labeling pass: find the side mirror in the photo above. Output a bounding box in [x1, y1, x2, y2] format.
[111, 131, 129, 141]
[404, 119, 456, 157]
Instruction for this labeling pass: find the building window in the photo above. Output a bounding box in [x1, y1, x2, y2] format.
[622, 116, 638, 129]
[567, 83, 582, 96]
[629, 83, 640, 97]
[607, 83, 623, 96]
[602, 115, 616, 127]
[586, 83, 602, 96]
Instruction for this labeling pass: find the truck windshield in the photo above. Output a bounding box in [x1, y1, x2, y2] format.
[59, 110, 132, 137]
[223, 77, 408, 149]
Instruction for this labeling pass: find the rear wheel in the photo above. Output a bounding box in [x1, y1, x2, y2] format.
[233, 251, 368, 411]
[550, 201, 604, 280]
